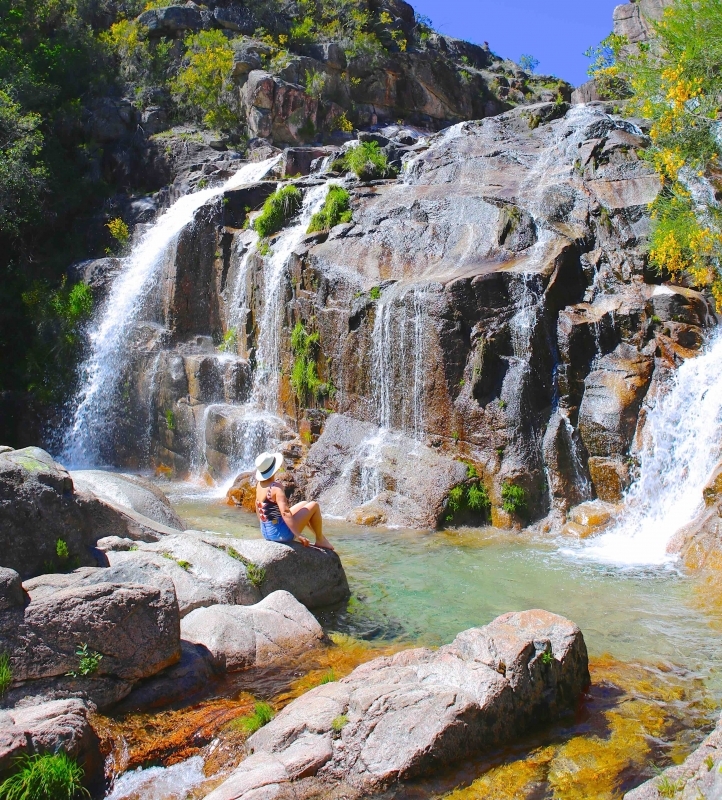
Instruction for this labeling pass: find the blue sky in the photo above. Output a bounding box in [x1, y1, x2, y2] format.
[412, 0, 622, 86]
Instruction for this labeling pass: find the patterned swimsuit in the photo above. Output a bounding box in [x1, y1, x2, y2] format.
[257, 483, 295, 543]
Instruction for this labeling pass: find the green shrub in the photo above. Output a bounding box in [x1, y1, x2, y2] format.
[290, 321, 326, 406]
[254, 186, 303, 238]
[541, 650, 554, 665]
[66, 643, 102, 678]
[172, 30, 237, 130]
[233, 701, 274, 735]
[0, 752, 88, 800]
[467, 483, 490, 512]
[304, 69, 327, 99]
[369, 286, 382, 300]
[331, 714, 348, 732]
[307, 186, 352, 233]
[519, 54, 540, 74]
[344, 141, 394, 181]
[56, 539, 70, 560]
[0, 654, 12, 695]
[446, 486, 465, 515]
[501, 483, 527, 516]
[465, 462, 479, 480]
[106, 218, 129, 247]
[219, 328, 237, 353]
[165, 409, 176, 431]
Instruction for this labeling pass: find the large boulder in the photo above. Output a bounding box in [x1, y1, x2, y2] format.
[206, 610, 589, 800]
[298, 414, 468, 528]
[98, 531, 350, 611]
[100, 534, 262, 616]
[181, 590, 325, 672]
[71, 470, 184, 531]
[1, 577, 180, 708]
[0, 448, 182, 579]
[0, 699, 102, 786]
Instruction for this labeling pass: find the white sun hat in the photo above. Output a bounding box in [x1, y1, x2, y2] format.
[255, 451, 285, 482]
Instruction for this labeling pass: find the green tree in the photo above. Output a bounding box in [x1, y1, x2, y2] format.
[588, 0, 722, 305]
[172, 30, 237, 130]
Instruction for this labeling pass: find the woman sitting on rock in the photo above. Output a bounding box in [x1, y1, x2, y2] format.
[254, 452, 334, 550]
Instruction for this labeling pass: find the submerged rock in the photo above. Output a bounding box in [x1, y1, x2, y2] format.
[181, 590, 325, 672]
[206, 610, 589, 800]
[624, 711, 722, 799]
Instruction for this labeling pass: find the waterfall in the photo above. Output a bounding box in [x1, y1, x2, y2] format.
[250, 181, 333, 412]
[576, 331, 722, 566]
[105, 756, 206, 800]
[62, 157, 280, 467]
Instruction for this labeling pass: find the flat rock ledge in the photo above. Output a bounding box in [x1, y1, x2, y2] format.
[624, 712, 722, 799]
[204, 610, 589, 800]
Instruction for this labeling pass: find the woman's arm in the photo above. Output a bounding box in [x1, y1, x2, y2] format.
[273, 485, 309, 544]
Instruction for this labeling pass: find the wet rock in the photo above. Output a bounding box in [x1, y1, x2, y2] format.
[668, 461, 722, 569]
[299, 414, 467, 529]
[568, 499, 618, 529]
[579, 344, 654, 459]
[588, 456, 631, 503]
[207, 610, 589, 799]
[181, 590, 325, 672]
[0, 579, 180, 705]
[542, 412, 592, 512]
[0, 699, 103, 786]
[624, 711, 722, 799]
[226, 471, 256, 512]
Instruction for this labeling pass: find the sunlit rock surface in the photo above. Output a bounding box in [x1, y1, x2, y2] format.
[205, 610, 589, 800]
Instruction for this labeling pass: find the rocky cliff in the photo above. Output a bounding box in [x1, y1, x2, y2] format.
[73, 98, 718, 529]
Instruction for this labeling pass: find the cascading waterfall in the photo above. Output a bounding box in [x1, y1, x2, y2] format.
[575, 331, 722, 566]
[251, 181, 334, 411]
[62, 157, 280, 467]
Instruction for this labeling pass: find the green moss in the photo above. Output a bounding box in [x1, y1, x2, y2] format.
[467, 483, 489, 512]
[161, 552, 192, 571]
[501, 482, 527, 516]
[369, 286, 382, 300]
[219, 327, 237, 353]
[0, 653, 12, 695]
[165, 409, 176, 431]
[254, 186, 302, 238]
[307, 186, 352, 233]
[0, 752, 88, 800]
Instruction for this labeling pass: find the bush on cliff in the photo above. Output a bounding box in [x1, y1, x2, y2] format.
[172, 30, 237, 130]
[0, 752, 88, 800]
[307, 185, 352, 233]
[344, 141, 394, 181]
[588, 0, 722, 307]
[254, 185, 303, 238]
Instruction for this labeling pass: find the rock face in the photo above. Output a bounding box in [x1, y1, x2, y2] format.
[206, 610, 589, 800]
[668, 462, 722, 570]
[181, 590, 325, 672]
[613, 0, 673, 47]
[0, 575, 180, 708]
[624, 712, 722, 799]
[0, 448, 186, 579]
[77, 101, 716, 527]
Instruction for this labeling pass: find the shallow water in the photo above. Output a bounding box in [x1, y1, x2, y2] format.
[104, 488, 722, 800]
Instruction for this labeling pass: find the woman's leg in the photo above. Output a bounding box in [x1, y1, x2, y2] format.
[289, 501, 334, 549]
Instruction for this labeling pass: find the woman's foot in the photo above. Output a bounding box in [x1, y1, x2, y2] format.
[295, 535, 310, 547]
[314, 536, 335, 551]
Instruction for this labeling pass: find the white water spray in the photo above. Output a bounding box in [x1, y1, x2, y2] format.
[63, 157, 280, 467]
[105, 756, 206, 800]
[576, 331, 722, 566]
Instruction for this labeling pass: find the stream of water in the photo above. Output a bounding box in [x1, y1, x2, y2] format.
[62, 157, 280, 468]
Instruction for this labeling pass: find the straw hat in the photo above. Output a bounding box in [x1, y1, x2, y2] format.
[255, 451, 284, 482]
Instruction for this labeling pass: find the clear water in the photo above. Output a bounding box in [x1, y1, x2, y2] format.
[172, 494, 722, 689]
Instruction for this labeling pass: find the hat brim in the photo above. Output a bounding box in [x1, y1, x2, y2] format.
[255, 452, 284, 482]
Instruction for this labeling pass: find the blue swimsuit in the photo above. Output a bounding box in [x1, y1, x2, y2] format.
[257, 483, 295, 543]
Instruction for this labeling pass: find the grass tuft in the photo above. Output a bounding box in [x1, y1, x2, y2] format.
[318, 668, 336, 685]
[254, 186, 302, 238]
[224, 546, 266, 588]
[232, 701, 275, 735]
[0, 654, 11, 695]
[0, 752, 89, 800]
[307, 186, 352, 233]
[331, 714, 348, 733]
